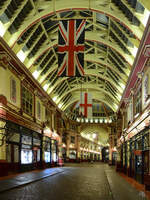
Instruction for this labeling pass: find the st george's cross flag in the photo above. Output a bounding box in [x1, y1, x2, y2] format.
[79, 92, 92, 118]
[57, 19, 86, 77]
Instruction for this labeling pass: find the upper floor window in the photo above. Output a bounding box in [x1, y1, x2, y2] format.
[127, 98, 133, 123]
[37, 100, 41, 120]
[134, 86, 142, 117]
[143, 75, 149, 104]
[22, 86, 33, 116]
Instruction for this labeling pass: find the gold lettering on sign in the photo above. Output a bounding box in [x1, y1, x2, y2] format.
[0, 51, 11, 69]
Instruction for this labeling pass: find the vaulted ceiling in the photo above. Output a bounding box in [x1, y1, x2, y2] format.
[0, 0, 149, 120]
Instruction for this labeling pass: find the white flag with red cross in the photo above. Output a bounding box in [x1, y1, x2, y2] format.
[79, 92, 92, 118]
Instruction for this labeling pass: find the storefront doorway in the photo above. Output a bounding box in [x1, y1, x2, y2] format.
[135, 152, 143, 183]
[6, 143, 20, 174]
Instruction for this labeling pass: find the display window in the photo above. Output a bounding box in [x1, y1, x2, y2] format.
[6, 144, 19, 163]
[7, 133, 20, 143]
[21, 134, 33, 164]
[22, 135, 32, 145]
[33, 138, 41, 146]
[52, 152, 57, 162]
[43, 136, 51, 163]
[21, 149, 32, 164]
[51, 140, 58, 162]
[69, 150, 76, 159]
[45, 152, 50, 163]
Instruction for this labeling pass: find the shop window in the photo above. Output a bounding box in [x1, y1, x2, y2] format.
[69, 150, 76, 159]
[14, 145, 19, 163]
[22, 135, 32, 145]
[6, 144, 19, 163]
[45, 152, 50, 163]
[33, 138, 41, 146]
[71, 136, 75, 144]
[22, 86, 33, 116]
[43, 137, 51, 163]
[6, 133, 20, 143]
[136, 138, 142, 150]
[21, 149, 32, 164]
[52, 152, 57, 162]
[144, 133, 149, 150]
[21, 135, 33, 164]
[51, 140, 57, 162]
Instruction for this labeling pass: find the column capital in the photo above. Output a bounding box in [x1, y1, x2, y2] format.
[130, 88, 134, 95]
[137, 72, 143, 79]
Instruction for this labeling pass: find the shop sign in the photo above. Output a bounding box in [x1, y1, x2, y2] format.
[22, 135, 32, 145]
[134, 150, 142, 155]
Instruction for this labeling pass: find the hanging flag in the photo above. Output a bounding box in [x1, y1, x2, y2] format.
[58, 19, 86, 77]
[79, 92, 92, 118]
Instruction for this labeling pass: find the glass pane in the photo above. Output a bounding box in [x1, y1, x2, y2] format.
[6, 144, 11, 163]
[33, 138, 41, 146]
[14, 145, 19, 163]
[37, 149, 40, 162]
[21, 149, 33, 164]
[45, 152, 50, 163]
[22, 135, 32, 145]
[52, 152, 57, 162]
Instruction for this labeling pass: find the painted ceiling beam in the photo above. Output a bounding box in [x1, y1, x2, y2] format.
[3, 2, 143, 48]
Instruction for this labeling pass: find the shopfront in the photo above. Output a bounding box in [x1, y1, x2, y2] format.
[6, 122, 20, 174]
[51, 139, 58, 166]
[5, 121, 42, 173]
[127, 127, 149, 184]
[20, 126, 42, 172]
[43, 136, 51, 167]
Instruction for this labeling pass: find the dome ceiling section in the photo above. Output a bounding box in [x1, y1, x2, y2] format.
[0, 0, 149, 114]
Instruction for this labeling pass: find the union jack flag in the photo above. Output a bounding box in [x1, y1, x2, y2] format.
[58, 19, 86, 77]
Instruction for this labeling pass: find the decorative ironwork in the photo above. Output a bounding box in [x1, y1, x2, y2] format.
[0, 124, 15, 146]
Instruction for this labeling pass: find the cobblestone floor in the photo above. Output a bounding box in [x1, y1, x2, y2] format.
[0, 163, 147, 200]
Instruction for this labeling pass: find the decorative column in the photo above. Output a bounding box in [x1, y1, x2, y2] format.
[76, 133, 81, 162]
[108, 127, 113, 165]
[66, 133, 70, 161]
[58, 128, 63, 159]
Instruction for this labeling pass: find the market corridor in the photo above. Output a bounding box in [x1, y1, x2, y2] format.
[0, 163, 147, 200]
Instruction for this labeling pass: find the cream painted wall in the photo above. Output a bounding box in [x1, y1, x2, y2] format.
[0, 67, 21, 108]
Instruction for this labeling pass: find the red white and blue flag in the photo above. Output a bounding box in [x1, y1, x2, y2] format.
[58, 19, 86, 77]
[79, 92, 92, 118]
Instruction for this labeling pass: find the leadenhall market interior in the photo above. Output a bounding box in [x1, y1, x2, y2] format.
[0, 0, 150, 199]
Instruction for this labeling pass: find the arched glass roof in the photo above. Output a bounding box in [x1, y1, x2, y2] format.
[0, 0, 149, 120]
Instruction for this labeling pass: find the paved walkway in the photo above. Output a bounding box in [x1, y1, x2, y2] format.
[0, 163, 148, 200]
[0, 167, 64, 193]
